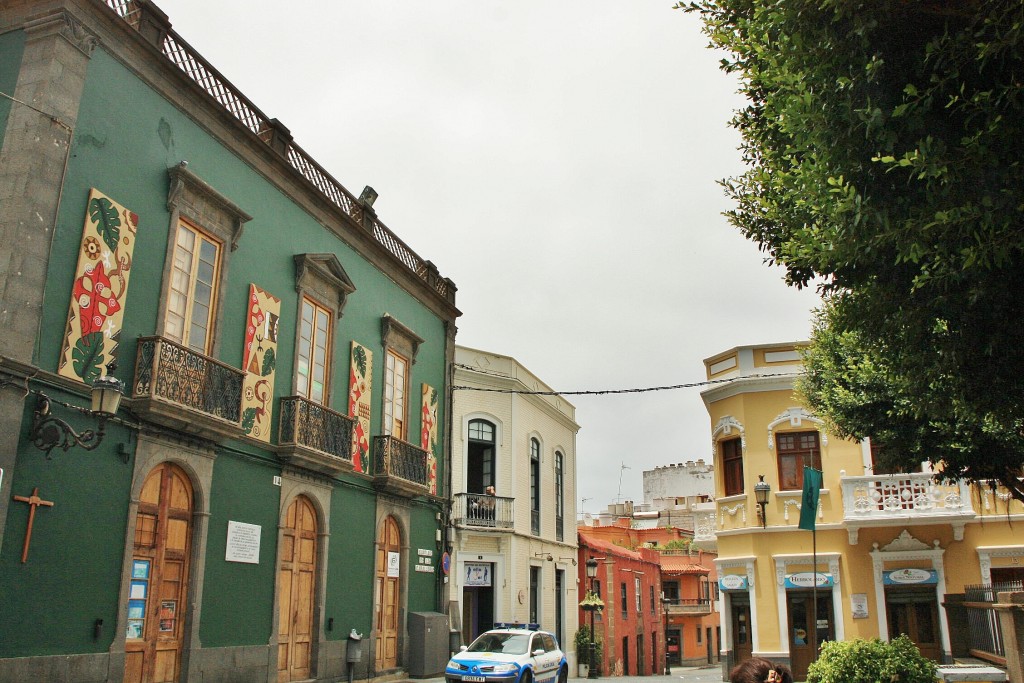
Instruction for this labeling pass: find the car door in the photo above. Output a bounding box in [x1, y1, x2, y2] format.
[533, 633, 559, 682]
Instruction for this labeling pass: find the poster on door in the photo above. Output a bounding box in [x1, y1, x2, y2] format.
[387, 551, 400, 577]
[159, 600, 176, 632]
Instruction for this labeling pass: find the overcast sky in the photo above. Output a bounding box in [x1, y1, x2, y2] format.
[160, 1, 821, 512]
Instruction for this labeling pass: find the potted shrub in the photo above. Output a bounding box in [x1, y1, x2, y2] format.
[576, 592, 605, 678]
[573, 624, 603, 678]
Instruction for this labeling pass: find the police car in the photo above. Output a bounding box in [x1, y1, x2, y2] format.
[446, 627, 567, 683]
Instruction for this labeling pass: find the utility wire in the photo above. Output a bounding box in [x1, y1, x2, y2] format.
[452, 363, 801, 396]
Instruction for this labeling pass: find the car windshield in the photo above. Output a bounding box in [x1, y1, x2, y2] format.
[467, 633, 531, 655]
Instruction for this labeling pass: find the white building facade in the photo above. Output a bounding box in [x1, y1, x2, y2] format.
[449, 346, 581, 655]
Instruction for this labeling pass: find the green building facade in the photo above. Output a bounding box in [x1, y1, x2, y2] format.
[0, 1, 459, 681]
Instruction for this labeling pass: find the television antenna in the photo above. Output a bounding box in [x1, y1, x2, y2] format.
[616, 462, 631, 503]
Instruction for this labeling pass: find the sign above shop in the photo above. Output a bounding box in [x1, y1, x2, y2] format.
[718, 574, 748, 591]
[883, 568, 937, 585]
[785, 572, 833, 589]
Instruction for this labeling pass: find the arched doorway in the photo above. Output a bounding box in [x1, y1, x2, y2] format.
[278, 495, 318, 682]
[374, 515, 401, 670]
[124, 462, 193, 683]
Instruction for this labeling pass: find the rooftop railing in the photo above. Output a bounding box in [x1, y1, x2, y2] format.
[101, 0, 455, 305]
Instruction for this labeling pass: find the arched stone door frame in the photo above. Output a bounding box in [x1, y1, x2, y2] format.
[371, 499, 412, 674]
[111, 432, 216, 683]
[272, 469, 333, 682]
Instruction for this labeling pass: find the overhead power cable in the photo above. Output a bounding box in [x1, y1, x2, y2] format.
[452, 363, 801, 396]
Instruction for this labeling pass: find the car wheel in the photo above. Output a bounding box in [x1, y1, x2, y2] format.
[519, 669, 533, 683]
[557, 667, 567, 683]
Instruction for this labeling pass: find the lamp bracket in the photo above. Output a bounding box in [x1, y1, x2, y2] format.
[31, 394, 107, 458]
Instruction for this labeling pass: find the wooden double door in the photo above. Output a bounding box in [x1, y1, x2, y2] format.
[886, 589, 941, 661]
[125, 463, 193, 683]
[788, 592, 834, 680]
[278, 496, 318, 682]
[374, 516, 402, 670]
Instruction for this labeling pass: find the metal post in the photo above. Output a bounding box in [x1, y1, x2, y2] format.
[588, 579, 599, 678]
[662, 596, 671, 676]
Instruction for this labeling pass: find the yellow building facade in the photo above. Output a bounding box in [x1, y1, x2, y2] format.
[692, 343, 1023, 680]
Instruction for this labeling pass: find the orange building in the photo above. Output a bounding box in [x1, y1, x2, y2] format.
[577, 520, 719, 674]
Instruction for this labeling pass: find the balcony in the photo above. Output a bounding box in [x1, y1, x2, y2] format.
[277, 396, 356, 476]
[663, 598, 713, 616]
[841, 472, 976, 544]
[690, 502, 718, 551]
[372, 435, 430, 498]
[451, 493, 514, 530]
[132, 336, 244, 440]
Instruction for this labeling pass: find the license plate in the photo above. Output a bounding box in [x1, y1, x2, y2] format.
[463, 676, 485, 682]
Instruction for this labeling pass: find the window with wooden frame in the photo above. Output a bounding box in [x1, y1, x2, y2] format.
[292, 253, 355, 406]
[161, 163, 250, 355]
[297, 297, 332, 403]
[775, 430, 822, 490]
[380, 316, 422, 442]
[164, 220, 221, 353]
[721, 437, 744, 497]
[383, 349, 409, 439]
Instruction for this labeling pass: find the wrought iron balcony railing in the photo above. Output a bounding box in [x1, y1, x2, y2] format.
[451, 493, 514, 529]
[132, 336, 244, 439]
[278, 396, 355, 476]
[372, 435, 429, 497]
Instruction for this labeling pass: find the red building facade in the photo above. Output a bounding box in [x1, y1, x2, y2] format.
[578, 534, 664, 676]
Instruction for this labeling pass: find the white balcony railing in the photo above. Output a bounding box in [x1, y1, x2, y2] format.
[841, 472, 972, 517]
[840, 472, 976, 543]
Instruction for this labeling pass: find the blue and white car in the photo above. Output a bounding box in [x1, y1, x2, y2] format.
[446, 628, 567, 683]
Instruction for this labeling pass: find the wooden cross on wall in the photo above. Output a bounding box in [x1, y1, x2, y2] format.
[12, 487, 54, 563]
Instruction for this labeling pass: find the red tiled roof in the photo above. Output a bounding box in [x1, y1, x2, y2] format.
[660, 555, 710, 575]
[579, 533, 644, 562]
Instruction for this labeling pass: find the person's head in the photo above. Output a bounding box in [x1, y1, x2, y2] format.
[485, 485, 496, 495]
[729, 658, 792, 683]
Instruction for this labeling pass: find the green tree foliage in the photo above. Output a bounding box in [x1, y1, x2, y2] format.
[683, 0, 1024, 500]
[806, 636, 936, 683]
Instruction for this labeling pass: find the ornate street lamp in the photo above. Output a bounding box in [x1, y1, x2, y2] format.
[754, 474, 771, 528]
[585, 557, 600, 679]
[29, 365, 124, 457]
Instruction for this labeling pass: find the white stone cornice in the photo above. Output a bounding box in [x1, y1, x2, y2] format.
[767, 407, 828, 449]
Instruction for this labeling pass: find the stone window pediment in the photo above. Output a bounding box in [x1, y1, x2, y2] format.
[294, 253, 356, 317]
